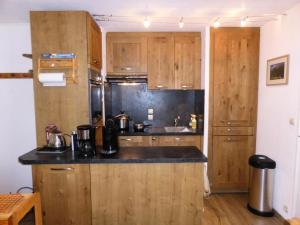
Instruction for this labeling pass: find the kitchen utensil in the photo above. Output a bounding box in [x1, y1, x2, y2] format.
[47, 131, 66, 149]
[133, 123, 152, 132]
[114, 111, 130, 130]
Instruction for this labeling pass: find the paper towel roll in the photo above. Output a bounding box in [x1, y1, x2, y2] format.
[38, 73, 66, 86]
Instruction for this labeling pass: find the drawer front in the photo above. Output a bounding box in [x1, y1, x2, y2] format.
[118, 136, 151, 147]
[213, 120, 252, 127]
[156, 135, 202, 150]
[213, 127, 254, 136]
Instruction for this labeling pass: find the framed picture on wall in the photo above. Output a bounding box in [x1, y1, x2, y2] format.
[266, 55, 289, 85]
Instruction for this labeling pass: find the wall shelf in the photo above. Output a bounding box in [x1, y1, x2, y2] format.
[0, 73, 33, 79]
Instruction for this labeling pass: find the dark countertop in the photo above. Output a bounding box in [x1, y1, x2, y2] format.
[19, 146, 207, 165]
[118, 127, 203, 136]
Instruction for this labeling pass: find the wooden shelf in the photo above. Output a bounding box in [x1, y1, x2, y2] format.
[38, 58, 78, 84]
[0, 73, 33, 79]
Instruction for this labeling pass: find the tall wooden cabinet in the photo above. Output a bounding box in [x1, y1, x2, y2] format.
[32, 165, 91, 225]
[31, 11, 102, 146]
[209, 28, 260, 192]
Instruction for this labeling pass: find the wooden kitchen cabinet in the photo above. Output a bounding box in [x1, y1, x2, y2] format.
[87, 14, 102, 71]
[212, 136, 254, 192]
[32, 164, 91, 225]
[174, 33, 201, 90]
[208, 28, 259, 192]
[106, 33, 147, 75]
[211, 28, 259, 127]
[118, 136, 152, 147]
[147, 33, 174, 89]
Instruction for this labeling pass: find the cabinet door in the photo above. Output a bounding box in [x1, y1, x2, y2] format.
[118, 136, 152, 147]
[106, 33, 147, 74]
[174, 34, 201, 90]
[212, 135, 254, 191]
[148, 34, 174, 89]
[32, 164, 91, 225]
[87, 15, 102, 70]
[211, 28, 259, 126]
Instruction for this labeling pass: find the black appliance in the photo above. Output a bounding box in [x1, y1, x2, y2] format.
[101, 118, 119, 155]
[77, 124, 95, 156]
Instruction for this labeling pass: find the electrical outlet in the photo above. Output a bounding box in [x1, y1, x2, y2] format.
[283, 205, 288, 213]
[148, 108, 154, 114]
[148, 114, 153, 120]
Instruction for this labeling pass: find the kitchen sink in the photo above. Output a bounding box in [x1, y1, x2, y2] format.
[164, 126, 192, 133]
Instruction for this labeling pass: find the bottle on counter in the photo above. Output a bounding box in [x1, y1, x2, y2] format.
[71, 130, 78, 151]
[191, 114, 197, 129]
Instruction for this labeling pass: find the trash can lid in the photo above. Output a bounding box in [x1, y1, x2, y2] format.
[249, 155, 276, 169]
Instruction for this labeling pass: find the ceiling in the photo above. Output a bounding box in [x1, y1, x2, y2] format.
[1, 0, 300, 31]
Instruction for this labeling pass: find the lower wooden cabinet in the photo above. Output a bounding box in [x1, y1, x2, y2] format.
[212, 135, 254, 192]
[32, 164, 91, 225]
[118, 135, 202, 150]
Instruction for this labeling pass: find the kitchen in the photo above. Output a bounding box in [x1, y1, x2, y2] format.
[0, 0, 296, 225]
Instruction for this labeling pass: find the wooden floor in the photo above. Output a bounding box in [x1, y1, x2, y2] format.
[20, 194, 286, 225]
[203, 193, 286, 225]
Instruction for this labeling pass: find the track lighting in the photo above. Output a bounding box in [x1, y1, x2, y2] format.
[241, 17, 247, 27]
[179, 17, 184, 28]
[143, 16, 151, 28]
[213, 18, 220, 28]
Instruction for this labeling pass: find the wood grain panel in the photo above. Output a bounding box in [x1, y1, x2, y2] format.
[212, 135, 254, 192]
[213, 127, 254, 136]
[32, 164, 91, 225]
[174, 33, 201, 90]
[154, 135, 202, 150]
[91, 163, 203, 225]
[0, 73, 33, 79]
[31, 11, 90, 146]
[148, 33, 174, 89]
[118, 136, 152, 147]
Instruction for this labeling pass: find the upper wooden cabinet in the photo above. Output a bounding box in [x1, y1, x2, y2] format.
[87, 14, 102, 71]
[148, 34, 175, 89]
[174, 34, 201, 89]
[211, 28, 259, 127]
[106, 33, 147, 75]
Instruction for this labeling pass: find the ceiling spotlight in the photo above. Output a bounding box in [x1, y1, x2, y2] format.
[179, 17, 184, 28]
[143, 16, 151, 28]
[241, 17, 248, 27]
[213, 18, 220, 28]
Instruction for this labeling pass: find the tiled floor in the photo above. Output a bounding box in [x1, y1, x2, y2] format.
[20, 194, 286, 225]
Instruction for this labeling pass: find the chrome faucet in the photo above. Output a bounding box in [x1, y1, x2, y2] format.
[174, 115, 181, 127]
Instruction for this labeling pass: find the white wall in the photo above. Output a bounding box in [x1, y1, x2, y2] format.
[256, 3, 300, 218]
[0, 23, 36, 193]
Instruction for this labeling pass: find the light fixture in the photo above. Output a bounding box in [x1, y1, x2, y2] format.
[178, 17, 184, 28]
[143, 16, 151, 28]
[213, 18, 220, 28]
[241, 17, 247, 27]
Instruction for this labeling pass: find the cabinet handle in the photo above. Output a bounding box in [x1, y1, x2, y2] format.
[50, 63, 55, 67]
[175, 63, 179, 70]
[227, 122, 231, 125]
[227, 128, 231, 132]
[175, 137, 181, 141]
[121, 138, 132, 141]
[226, 138, 232, 142]
[121, 67, 132, 71]
[156, 85, 165, 89]
[152, 137, 157, 141]
[181, 85, 193, 89]
[93, 60, 98, 64]
[50, 167, 74, 171]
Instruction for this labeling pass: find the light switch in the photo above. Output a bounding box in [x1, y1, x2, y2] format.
[148, 114, 153, 120]
[148, 108, 154, 114]
[289, 118, 295, 126]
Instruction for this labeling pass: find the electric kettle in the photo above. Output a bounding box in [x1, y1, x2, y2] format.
[47, 131, 66, 148]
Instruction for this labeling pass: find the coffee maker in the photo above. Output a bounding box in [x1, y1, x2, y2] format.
[77, 124, 95, 156]
[102, 118, 119, 155]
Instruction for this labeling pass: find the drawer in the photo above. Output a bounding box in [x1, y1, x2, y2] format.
[213, 127, 254, 136]
[213, 120, 252, 127]
[118, 136, 151, 147]
[39, 59, 74, 69]
[155, 135, 202, 150]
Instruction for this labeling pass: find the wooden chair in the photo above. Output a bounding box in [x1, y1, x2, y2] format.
[0, 193, 42, 225]
[288, 218, 300, 225]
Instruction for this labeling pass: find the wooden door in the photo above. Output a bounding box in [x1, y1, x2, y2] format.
[148, 34, 175, 89]
[211, 28, 259, 127]
[32, 164, 91, 225]
[212, 135, 254, 191]
[106, 33, 147, 74]
[174, 33, 201, 90]
[87, 15, 102, 70]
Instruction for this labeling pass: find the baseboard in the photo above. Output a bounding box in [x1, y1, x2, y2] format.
[274, 209, 289, 225]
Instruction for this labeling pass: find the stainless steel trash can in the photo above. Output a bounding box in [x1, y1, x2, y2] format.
[247, 155, 276, 217]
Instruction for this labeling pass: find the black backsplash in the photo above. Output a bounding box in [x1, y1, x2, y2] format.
[105, 83, 204, 127]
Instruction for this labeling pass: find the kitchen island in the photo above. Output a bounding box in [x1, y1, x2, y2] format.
[19, 146, 207, 225]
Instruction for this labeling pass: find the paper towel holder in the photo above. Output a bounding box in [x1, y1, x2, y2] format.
[37, 58, 78, 84]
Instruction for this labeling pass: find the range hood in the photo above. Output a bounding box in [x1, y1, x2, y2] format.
[105, 75, 147, 84]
